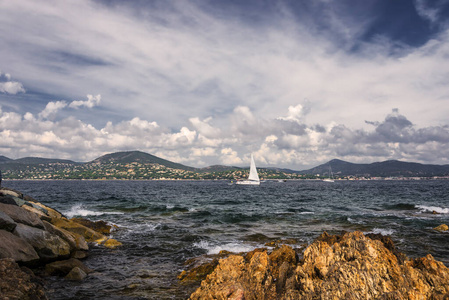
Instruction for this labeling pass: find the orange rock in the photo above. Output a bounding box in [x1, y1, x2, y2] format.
[188, 231, 449, 299]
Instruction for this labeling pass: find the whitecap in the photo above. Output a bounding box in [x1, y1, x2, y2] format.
[193, 240, 256, 255]
[166, 204, 175, 209]
[365, 228, 395, 236]
[64, 204, 124, 218]
[416, 205, 449, 214]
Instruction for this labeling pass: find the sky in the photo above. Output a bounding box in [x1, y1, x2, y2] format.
[1, 0, 449, 170]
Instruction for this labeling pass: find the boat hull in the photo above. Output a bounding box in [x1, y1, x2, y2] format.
[236, 180, 260, 185]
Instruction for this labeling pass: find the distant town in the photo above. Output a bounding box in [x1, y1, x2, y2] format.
[1, 151, 449, 181]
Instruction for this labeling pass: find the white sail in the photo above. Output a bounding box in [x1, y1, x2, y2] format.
[236, 154, 260, 185]
[248, 154, 259, 181]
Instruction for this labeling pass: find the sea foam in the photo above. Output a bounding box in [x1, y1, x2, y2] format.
[416, 205, 449, 214]
[65, 204, 124, 218]
[365, 228, 395, 236]
[193, 240, 257, 255]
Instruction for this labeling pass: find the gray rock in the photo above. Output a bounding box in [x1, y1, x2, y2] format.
[0, 230, 39, 263]
[13, 223, 71, 261]
[0, 211, 17, 232]
[0, 202, 45, 229]
[45, 258, 93, 276]
[43, 220, 89, 251]
[64, 266, 87, 281]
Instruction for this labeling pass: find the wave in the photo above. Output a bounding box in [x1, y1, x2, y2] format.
[365, 228, 395, 236]
[64, 204, 124, 218]
[193, 240, 257, 255]
[416, 205, 449, 214]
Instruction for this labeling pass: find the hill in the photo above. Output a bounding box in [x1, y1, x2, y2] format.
[0, 155, 12, 163]
[301, 159, 449, 177]
[89, 151, 196, 171]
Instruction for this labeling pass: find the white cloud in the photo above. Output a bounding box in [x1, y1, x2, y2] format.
[0, 71, 25, 94]
[69, 94, 101, 109]
[38, 101, 67, 119]
[1, 2, 449, 168]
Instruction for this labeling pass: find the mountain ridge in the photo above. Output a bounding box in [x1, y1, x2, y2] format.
[1, 150, 449, 178]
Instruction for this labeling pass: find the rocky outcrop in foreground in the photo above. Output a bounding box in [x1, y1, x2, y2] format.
[0, 187, 121, 299]
[189, 231, 449, 299]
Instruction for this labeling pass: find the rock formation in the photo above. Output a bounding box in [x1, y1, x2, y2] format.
[0, 186, 121, 298]
[189, 231, 449, 299]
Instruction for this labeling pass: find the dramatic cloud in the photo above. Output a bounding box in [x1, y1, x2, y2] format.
[0, 0, 449, 169]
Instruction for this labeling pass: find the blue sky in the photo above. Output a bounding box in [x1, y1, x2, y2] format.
[1, 0, 449, 169]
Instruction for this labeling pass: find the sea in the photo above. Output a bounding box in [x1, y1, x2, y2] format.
[4, 179, 449, 300]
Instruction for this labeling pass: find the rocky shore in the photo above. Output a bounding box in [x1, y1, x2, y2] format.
[182, 231, 449, 299]
[0, 186, 121, 299]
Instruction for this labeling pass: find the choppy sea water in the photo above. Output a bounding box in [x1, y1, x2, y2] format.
[5, 180, 449, 299]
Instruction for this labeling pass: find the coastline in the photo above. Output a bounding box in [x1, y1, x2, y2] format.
[0, 186, 121, 299]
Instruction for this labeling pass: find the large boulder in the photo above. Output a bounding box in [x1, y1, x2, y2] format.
[189, 231, 449, 299]
[51, 217, 106, 242]
[43, 220, 89, 251]
[13, 223, 71, 261]
[0, 210, 17, 231]
[0, 258, 47, 300]
[0, 230, 39, 263]
[0, 202, 45, 229]
[71, 217, 113, 234]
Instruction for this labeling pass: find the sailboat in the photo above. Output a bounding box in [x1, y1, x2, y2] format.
[322, 164, 335, 182]
[236, 154, 260, 185]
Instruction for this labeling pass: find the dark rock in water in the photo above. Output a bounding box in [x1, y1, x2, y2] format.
[45, 258, 93, 276]
[0, 258, 47, 300]
[51, 217, 105, 242]
[0, 202, 45, 229]
[64, 266, 87, 281]
[13, 223, 71, 261]
[188, 231, 449, 299]
[0, 229, 40, 263]
[0, 210, 17, 231]
[71, 217, 113, 235]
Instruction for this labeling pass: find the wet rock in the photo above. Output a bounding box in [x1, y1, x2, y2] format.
[65, 266, 87, 281]
[0, 202, 45, 229]
[51, 217, 106, 242]
[13, 223, 71, 261]
[189, 231, 449, 299]
[103, 238, 122, 249]
[45, 258, 93, 276]
[433, 224, 448, 232]
[0, 258, 47, 300]
[0, 210, 17, 231]
[71, 217, 113, 234]
[0, 229, 39, 263]
[43, 220, 89, 252]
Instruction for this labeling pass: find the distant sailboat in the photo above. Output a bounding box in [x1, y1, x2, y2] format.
[236, 154, 260, 185]
[322, 164, 335, 182]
